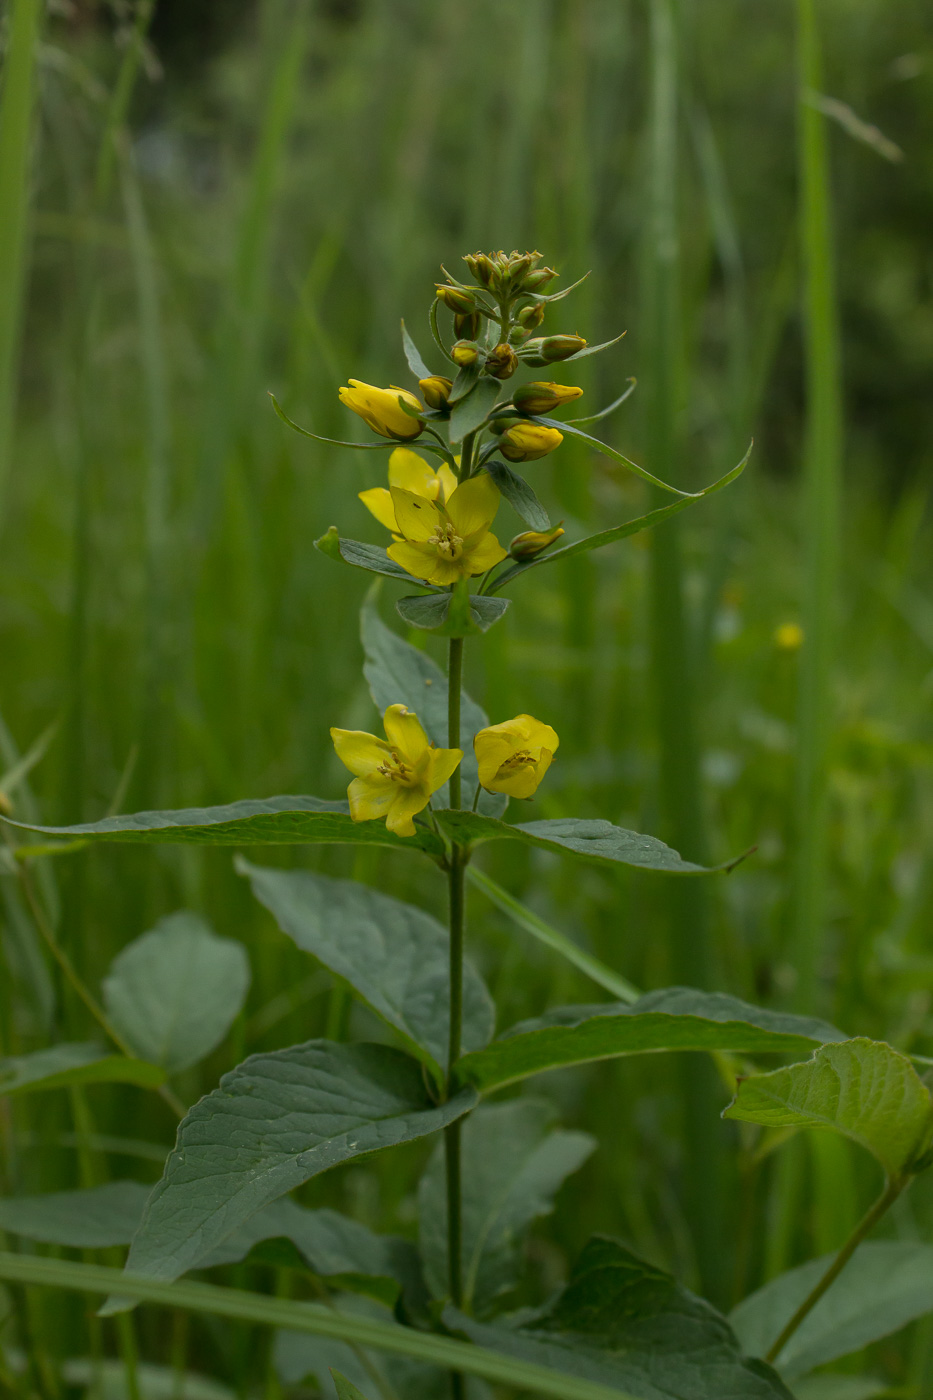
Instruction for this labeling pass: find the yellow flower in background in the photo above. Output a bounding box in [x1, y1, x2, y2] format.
[359, 448, 459, 535]
[774, 622, 804, 651]
[497, 422, 563, 462]
[339, 380, 424, 440]
[331, 704, 462, 837]
[387, 472, 508, 586]
[474, 714, 559, 799]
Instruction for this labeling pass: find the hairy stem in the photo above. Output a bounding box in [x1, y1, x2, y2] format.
[765, 1175, 906, 1364]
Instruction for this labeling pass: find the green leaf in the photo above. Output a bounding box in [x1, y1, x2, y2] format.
[790, 1380, 887, 1400]
[723, 1038, 933, 1179]
[0, 1250, 641, 1400]
[360, 591, 507, 818]
[102, 912, 250, 1074]
[60, 1359, 234, 1400]
[536, 414, 736, 497]
[483, 460, 550, 530]
[270, 394, 393, 450]
[434, 810, 744, 874]
[3, 795, 444, 857]
[449, 377, 501, 443]
[396, 591, 509, 637]
[456, 990, 844, 1093]
[0, 1181, 152, 1246]
[401, 319, 432, 380]
[0, 1043, 165, 1096]
[418, 1100, 594, 1315]
[558, 331, 627, 360]
[315, 531, 444, 591]
[447, 361, 480, 405]
[448, 1235, 793, 1400]
[236, 861, 494, 1077]
[489, 446, 751, 592]
[104, 1040, 477, 1305]
[730, 1241, 933, 1380]
[565, 379, 637, 426]
[331, 1371, 371, 1400]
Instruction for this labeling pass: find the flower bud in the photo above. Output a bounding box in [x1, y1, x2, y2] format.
[436, 284, 477, 315]
[517, 303, 545, 330]
[523, 334, 587, 364]
[454, 310, 482, 341]
[418, 375, 453, 409]
[485, 343, 518, 380]
[513, 381, 583, 415]
[521, 267, 558, 293]
[498, 422, 564, 462]
[339, 380, 424, 440]
[509, 524, 565, 560]
[463, 252, 496, 288]
[452, 340, 480, 367]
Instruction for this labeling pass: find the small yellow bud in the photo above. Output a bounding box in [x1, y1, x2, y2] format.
[418, 376, 453, 409]
[452, 340, 480, 367]
[436, 284, 477, 315]
[498, 422, 564, 462]
[486, 343, 518, 380]
[523, 334, 587, 364]
[462, 252, 496, 288]
[513, 382, 583, 415]
[521, 267, 558, 293]
[338, 380, 424, 440]
[454, 311, 482, 341]
[774, 622, 804, 651]
[517, 303, 545, 330]
[509, 524, 565, 560]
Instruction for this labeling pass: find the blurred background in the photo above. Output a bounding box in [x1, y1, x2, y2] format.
[2, 0, 933, 1392]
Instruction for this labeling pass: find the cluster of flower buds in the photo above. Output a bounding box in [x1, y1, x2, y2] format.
[462, 250, 558, 299]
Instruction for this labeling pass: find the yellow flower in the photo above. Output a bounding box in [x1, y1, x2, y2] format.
[331, 704, 462, 837]
[498, 422, 563, 462]
[359, 447, 459, 535]
[509, 524, 565, 560]
[338, 380, 424, 440]
[386, 472, 508, 586]
[774, 622, 804, 651]
[474, 714, 559, 799]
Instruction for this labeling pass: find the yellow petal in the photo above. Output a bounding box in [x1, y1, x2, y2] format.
[386, 783, 431, 836]
[424, 746, 464, 795]
[387, 539, 440, 582]
[358, 487, 398, 532]
[436, 463, 458, 504]
[474, 731, 516, 787]
[488, 760, 544, 800]
[388, 447, 440, 499]
[446, 473, 500, 539]
[331, 728, 393, 778]
[390, 486, 441, 542]
[383, 704, 430, 764]
[347, 775, 395, 822]
[426, 556, 465, 586]
[464, 531, 508, 574]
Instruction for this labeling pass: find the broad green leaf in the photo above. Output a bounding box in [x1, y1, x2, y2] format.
[456, 990, 844, 1093]
[102, 912, 250, 1073]
[791, 1379, 887, 1400]
[730, 1240, 933, 1380]
[106, 1040, 476, 1303]
[418, 1099, 594, 1315]
[0, 1249, 640, 1400]
[3, 795, 443, 858]
[396, 591, 509, 637]
[435, 810, 744, 875]
[61, 1359, 234, 1400]
[483, 461, 550, 531]
[449, 377, 501, 443]
[447, 360, 480, 405]
[315, 529, 444, 590]
[401, 319, 432, 380]
[236, 861, 494, 1076]
[490, 446, 751, 592]
[723, 1038, 933, 1179]
[0, 1181, 152, 1246]
[0, 1043, 164, 1096]
[448, 1235, 793, 1400]
[360, 591, 507, 818]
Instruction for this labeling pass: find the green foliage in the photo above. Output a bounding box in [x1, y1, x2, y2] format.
[0, 1043, 164, 1095]
[396, 590, 510, 637]
[0, 1181, 151, 1247]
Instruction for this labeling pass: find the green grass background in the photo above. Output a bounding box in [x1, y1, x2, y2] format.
[2, 0, 933, 1393]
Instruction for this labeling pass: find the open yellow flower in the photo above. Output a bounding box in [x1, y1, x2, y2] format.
[359, 447, 458, 536]
[339, 380, 424, 440]
[331, 704, 462, 837]
[474, 714, 559, 799]
[386, 472, 508, 586]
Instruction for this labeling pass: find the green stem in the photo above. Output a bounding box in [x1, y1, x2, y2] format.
[445, 636, 466, 1386]
[764, 1175, 906, 1364]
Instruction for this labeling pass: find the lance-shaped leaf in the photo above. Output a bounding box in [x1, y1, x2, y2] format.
[102, 913, 250, 1074]
[396, 591, 509, 637]
[723, 1038, 933, 1179]
[331, 1373, 370, 1400]
[456, 990, 844, 1093]
[236, 861, 494, 1077]
[447, 1235, 793, 1400]
[565, 379, 637, 427]
[434, 810, 745, 875]
[483, 461, 551, 531]
[418, 1100, 594, 1315]
[2, 795, 444, 858]
[315, 529, 444, 590]
[0, 1181, 153, 1246]
[489, 446, 750, 592]
[104, 1040, 476, 1307]
[270, 395, 394, 451]
[361, 591, 507, 818]
[0, 1043, 164, 1096]
[730, 1240, 933, 1380]
[449, 377, 501, 442]
[401, 319, 432, 379]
